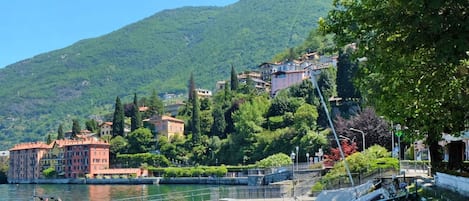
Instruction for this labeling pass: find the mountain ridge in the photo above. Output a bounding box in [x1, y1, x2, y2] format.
[0, 0, 332, 148]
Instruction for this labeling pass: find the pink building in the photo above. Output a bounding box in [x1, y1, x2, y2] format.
[8, 142, 50, 181]
[61, 138, 110, 178]
[8, 138, 110, 182]
[270, 70, 308, 96]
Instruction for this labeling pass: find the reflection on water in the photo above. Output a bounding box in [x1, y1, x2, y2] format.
[0, 184, 214, 201]
[2, 183, 467, 201]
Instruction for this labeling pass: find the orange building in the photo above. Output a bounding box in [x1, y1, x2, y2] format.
[146, 115, 184, 140]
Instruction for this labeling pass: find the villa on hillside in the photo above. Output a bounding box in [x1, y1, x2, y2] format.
[145, 115, 185, 141]
[99, 122, 113, 136]
[270, 70, 309, 97]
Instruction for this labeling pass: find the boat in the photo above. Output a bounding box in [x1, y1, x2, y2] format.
[32, 195, 62, 201]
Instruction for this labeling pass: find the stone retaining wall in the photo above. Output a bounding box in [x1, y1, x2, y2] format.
[435, 172, 469, 195]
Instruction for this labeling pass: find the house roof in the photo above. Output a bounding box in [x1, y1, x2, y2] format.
[272, 70, 306, 75]
[9, 142, 51, 151]
[147, 115, 185, 124]
[100, 122, 113, 126]
[139, 106, 149, 112]
[10, 138, 109, 151]
[161, 115, 185, 123]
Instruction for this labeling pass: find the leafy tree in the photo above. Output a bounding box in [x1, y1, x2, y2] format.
[293, 104, 319, 132]
[112, 96, 125, 137]
[131, 93, 142, 131]
[289, 80, 316, 105]
[266, 94, 303, 117]
[127, 128, 154, 154]
[230, 65, 239, 91]
[336, 47, 360, 100]
[71, 119, 80, 139]
[200, 110, 213, 136]
[229, 96, 270, 163]
[57, 124, 64, 140]
[85, 119, 99, 133]
[240, 76, 255, 94]
[148, 89, 164, 117]
[211, 106, 226, 138]
[110, 136, 128, 155]
[200, 98, 211, 111]
[320, 0, 469, 170]
[324, 139, 357, 162]
[334, 107, 390, 151]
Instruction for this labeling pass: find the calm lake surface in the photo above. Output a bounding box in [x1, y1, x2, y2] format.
[0, 183, 285, 201]
[0, 184, 229, 201]
[1, 183, 467, 201]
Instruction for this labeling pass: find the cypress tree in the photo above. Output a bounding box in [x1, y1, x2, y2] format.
[57, 124, 64, 140]
[188, 72, 195, 102]
[191, 90, 201, 144]
[112, 96, 125, 137]
[46, 134, 52, 144]
[131, 93, 142, 131]
[230, 65, 239, 91]
[336, 48, 360, 100]
[71, 119, 80, 139]
[211, 106, 226, 138]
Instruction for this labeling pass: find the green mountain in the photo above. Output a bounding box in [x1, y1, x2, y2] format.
[0, 0, 332, 148]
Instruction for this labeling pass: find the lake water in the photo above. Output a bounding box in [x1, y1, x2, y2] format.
[1, 183, 467, 201]
[0, 184, 283, 201]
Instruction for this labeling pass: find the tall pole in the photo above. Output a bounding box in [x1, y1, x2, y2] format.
[295, 146, 299, 171]
[310, 70, 354, 187]
[291, 151, 296, 198]
[391, 121, 395, 157]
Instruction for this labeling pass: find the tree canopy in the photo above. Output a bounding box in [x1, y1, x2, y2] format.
[319, 0, 469, 169]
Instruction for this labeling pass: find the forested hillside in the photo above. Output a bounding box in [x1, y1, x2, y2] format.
[0, 0, 332, 148]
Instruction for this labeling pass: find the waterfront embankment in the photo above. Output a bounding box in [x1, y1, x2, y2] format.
[8, 176, 249, 185]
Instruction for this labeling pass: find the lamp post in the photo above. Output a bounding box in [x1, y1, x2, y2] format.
[295, 146, 299, 171]
[350, 128, 366, 151]
[290, 151, 296, 198]
[306, 153, 310, 167]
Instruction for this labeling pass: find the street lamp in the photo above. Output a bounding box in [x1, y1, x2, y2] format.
[295, 146, 299, 171]
[350, 128, 366, 151]
[306, 153, 310, 167]
[290, 151, 296, 198]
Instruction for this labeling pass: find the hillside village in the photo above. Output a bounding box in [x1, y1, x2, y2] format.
[5, 51, 339, 183]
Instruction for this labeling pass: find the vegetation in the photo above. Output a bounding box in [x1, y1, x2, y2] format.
[313, 145, 398, 191]
[256, 153, 292, 168]
[0, 0, 333, 148]
[319, 0, 468, 171]
[42, 167, 57, 178]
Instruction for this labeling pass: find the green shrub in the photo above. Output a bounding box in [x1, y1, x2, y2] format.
[256, 153, 292, 168]
[214, 165, 228, 177]
[311, 182, 323, 192]
[163, 167, 178, 177]
[191, 167, 204, 177]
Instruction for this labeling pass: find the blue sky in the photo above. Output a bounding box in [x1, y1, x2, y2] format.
[0, 0, 238, 68]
